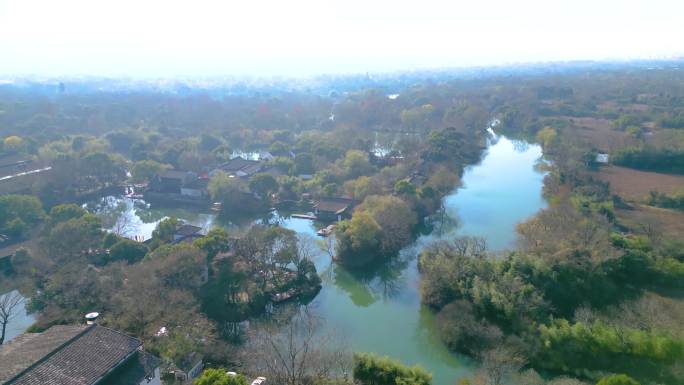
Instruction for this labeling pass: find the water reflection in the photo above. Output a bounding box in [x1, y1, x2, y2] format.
[87, 196, 216, 239]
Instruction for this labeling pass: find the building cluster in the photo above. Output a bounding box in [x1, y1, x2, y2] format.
[145, 155, 283, 204]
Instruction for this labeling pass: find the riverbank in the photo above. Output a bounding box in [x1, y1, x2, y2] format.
[274, 134, 547, 385]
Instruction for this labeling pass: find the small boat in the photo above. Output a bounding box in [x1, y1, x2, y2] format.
[316, 224, 336, 237]
[271, 288, 298, 303]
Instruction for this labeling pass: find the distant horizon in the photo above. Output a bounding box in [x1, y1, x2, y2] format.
[2, 0, 683, 78]
[2, 57, 683, 83]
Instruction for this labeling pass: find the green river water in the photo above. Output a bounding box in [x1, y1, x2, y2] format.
[276, 134, 547, 384]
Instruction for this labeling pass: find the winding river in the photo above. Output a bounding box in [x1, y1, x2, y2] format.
[278, 133, 547, 385]
[90, 133, 546, 385]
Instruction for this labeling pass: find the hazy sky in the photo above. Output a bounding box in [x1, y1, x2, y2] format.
[1, 0, 683, 77]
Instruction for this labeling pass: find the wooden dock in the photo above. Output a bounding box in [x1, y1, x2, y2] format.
[291, 213, 316, 220]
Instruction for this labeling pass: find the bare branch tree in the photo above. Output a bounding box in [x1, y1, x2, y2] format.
[476, 347, 527, 385]
[0, 290, 25, 345]
[242, 307, 351, 385]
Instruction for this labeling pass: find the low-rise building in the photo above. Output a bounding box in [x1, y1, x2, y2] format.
[596, 153, 610, 164]
[212, 157, 263, 178]
[173, 224, 204, 244]
[313, 197, 356, 222]
[180, 177, 209, 198]
[150, 170, 196, 194]
[0, 324, 160, 385]
[169, 352, 203, 384]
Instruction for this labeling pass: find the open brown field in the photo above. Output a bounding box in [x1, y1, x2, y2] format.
[616, 204, 684, 239]
[563, 116, 638, 151]
[594, 165, 684, 201]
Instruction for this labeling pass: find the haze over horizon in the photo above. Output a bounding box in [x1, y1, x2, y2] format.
[1, 0, 683, 78]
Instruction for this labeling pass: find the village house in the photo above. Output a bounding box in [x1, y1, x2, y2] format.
[146, 170, 210, 203]
[168, 352, 204, 384]
[313, 197, 356, 222]
[180, 177, 209, 199]
[173, 223, 204, 244]
[596, 153, 610, 164]
[258, 151, 275, 161]
[0, 322, 160, 385]
[150, 170, 196, 194]
[211, 156, 263, 178]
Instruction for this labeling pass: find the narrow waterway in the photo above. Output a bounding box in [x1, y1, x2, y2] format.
[278, 134, 547, 385]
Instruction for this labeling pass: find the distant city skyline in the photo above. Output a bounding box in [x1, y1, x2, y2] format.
[1, 0, 683, 78]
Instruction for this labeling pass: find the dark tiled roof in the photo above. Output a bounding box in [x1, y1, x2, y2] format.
[0, 325, 87, 383]
[175, 224, 203, 237]
[314, 197, 355, 213]
[159, 170, 189, 180]
[184, 177, 209, 189]
[97, 351, 160, 385]
[220, 157, 260, 172]
[1, 324, 143, 385]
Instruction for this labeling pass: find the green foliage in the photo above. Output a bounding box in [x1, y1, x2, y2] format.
[194, 228, 230, 259]
[268, 156, 295, 174]
[612, 147, 684, 174]
[3, 135, 27, 154]
[423, 126, 480, 163]
[294, 152, 314, 174]
[394, 180, 416, 196]
[248, 173, 278, 198]
[359, 195, 417, 254]
[47, 214, 104, 261]
[102, 232, 121, 249]
[536, 126, 558, 150]
[610, 233, 651, 252]
[48, 204, 87, 226]
[199, 133, 223, 152]
[537, 320, 683, 380]
[130, 159, 170, 183]
[335, 212, 382, 267]
[321, 183, 339, 197]
[0, 194, 45, 232]
[194, 368, 248, 385]
[152, 217, 181, 244]
[79, 152, 126, 185]
[3, 218, 27, 237]
[353, 353, 432, 385]
[596, 374, 641, 385]
[344, 176, 381, 201]
[659, 111, 684, 129]
[647, 189, 684, 210]
[209, 171, 263, 215]
[268, 141, 290, 156]
[613, 114, 642, 130]
[342, 150, 374, 179]
[108, 239, 149, 264]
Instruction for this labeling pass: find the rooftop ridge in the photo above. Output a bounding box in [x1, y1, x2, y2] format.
[4, 324, 93, 385]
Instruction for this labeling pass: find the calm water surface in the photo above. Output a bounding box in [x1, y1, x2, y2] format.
[279, 134, 547, 385]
